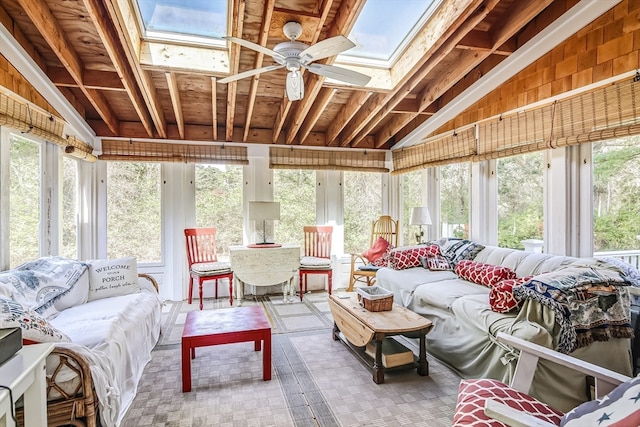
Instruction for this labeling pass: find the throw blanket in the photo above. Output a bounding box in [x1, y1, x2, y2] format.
[513, 261, 633, 354]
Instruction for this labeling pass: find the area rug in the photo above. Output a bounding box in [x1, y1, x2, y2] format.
[123, 291, 459, 426]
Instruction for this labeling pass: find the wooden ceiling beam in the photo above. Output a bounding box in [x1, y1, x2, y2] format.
[298, 87, 337, 144]
[283, 0, 365, 145]
[211, 77, 218, 141]
[166, 72, 184, 139]
[375, 0, 554, 147]
[82, 0, 157, 137]
[226, 0, 246, 142]
[242, 0, 276, 143]
[326, 90, 371, 145]
[337, 0, 487, 147]
[48, 67, 125, 91]
[98, 0, 167, 138]
[16, 0, 119, 135]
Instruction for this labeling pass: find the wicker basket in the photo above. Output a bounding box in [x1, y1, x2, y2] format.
[356, 286, 394, 312]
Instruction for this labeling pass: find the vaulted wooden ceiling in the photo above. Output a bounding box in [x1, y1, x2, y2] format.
[0, 0, 616, 151]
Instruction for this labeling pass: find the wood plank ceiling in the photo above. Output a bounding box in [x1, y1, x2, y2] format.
[0, 0, 574, 151]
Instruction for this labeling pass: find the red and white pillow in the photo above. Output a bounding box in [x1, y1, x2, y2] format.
[423, 254, 453, 271]
[362, 237, 391, 264]
[452, 378, 563, 426]
[489, 276, 532, 313]
[455, 260, 516, 287]
[389, 245, 436, 270]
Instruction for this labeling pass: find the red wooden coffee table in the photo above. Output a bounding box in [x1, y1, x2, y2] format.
[181, 305, 272, 392]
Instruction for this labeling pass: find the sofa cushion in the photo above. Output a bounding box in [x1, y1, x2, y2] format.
[453, 378, 563, 426]
[389, 245, 433, 270]
[422, 254, 453, 271]
[0, 257, 89, 319]
[88, 257, 139, 302]
[362, 237, 390, 263]
[441, 239, 485, 266]
[560, 375, 640, 426]
[489, 276, 533, 313]
[413, 278, 489, 310]
[0, 296, 71, 343]
[455, 260, 517, 287]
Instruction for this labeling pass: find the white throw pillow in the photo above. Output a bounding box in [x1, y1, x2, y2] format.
[53, 269, 89, 311]
[88, 257, 139, 302]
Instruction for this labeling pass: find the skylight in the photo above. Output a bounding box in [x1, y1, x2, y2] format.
[135, 0, 227, 43]
[340, 0, 442, 65]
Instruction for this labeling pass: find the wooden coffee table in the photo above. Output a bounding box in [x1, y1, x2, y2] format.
[328, 293, 433, 384]
[181, 305, 271, 392]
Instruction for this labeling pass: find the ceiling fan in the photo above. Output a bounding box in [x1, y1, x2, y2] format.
[218, 21, 371, 101]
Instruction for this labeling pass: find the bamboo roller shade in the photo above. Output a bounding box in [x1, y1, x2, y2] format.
[0, 91, 95, 161]
[270, 147, 388, 173]
[393, 77, 640, 174]
[100, 139, 248, 165]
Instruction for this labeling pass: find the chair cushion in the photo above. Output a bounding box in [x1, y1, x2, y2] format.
[560, 375, 640, 426]
[300, 256, 331, 269]
[191, 261, 231, 275]
[452, 378, 563, 426]
[362, 237, 390, 263]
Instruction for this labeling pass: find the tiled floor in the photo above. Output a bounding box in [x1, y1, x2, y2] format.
[121, 292, 460, 426]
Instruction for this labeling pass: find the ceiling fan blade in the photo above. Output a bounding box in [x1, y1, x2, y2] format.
[305, 63, 371, 86]
[218, 65, 284, 84]
[299, 35, 355, 64]
[223, 36, 285, 62]
[286, 71, 304, 101]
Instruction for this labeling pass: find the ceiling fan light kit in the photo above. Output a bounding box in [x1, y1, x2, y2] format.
[219, 21, 371, 101]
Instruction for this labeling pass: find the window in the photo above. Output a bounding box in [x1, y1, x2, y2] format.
[8, 133, 41, 267]
[273, 169, 315, 247]
[61, 156, 78, 259]
[402, 170, 422, 244]
[593, 137, 640, 252]
[195, 164, 243, 258]
[440, 163, 470, 239]
[497, 152, 544, 249]
[343, 171, 383, 254]
[106, 162, 161, 262]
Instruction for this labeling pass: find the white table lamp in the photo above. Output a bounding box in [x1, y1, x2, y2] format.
[249, 201, 280, 245]
[410, 207, 432, 244]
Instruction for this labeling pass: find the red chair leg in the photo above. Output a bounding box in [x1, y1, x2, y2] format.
[188, 275, 194, 304]
[198, 278, 204, 310]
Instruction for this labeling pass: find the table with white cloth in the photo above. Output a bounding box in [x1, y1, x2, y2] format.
[229, 244, 300, 304]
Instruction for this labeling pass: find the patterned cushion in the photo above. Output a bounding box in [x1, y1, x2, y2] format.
[0, 257, 89, 319]
[489, 276, 533, 313]
[422, 254, 453, 271]
[389, 246, 433, 270]
[452, 378, 563, 426]
[191, 261, 232, 275]
[0, 297, 71, 343]
[300, 256, 331, 269]
[424, 244, 441, 256]
[371, 244, 395, 267]
[561, 375, 640, 426]
[362, 237, 390, 263]
[455, 260, 517, 287]
[442, 239, 485, 267]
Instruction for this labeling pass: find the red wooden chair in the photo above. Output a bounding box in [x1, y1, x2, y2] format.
[184, 228, 233, 309]
[299, 226, 333, 300]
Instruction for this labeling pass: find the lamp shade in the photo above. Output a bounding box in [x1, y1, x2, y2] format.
[249, 201, 280, 221]
[410, 207, 432, 226]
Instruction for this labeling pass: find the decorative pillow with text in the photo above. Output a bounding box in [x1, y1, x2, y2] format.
[87, 257, 139, 302]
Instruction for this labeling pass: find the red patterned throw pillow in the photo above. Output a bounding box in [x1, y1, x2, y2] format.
[489, 276, 533, 313]
[454, 260, 516, 287]
[362, 237, 390, 263]
[452, 379, 563, 426]
[371, 244, 395, 267]
[389, 246, 433, 270]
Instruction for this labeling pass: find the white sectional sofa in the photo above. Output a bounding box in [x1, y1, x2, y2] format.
[0, 256, 162, 427]
[374, 240, 634, 413]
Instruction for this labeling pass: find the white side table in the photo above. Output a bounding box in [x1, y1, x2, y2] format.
[0, 343, 53, 427]
[229, 244, 300, 304]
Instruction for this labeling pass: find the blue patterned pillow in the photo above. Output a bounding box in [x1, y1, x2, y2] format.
[560, 375, 640, 426]
[441, 239, 485, 267]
